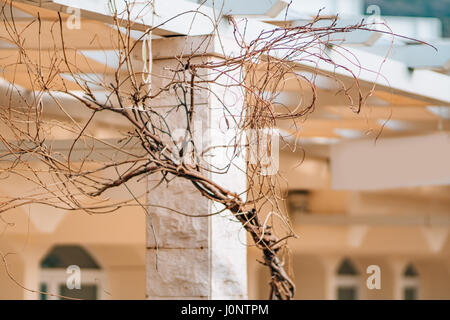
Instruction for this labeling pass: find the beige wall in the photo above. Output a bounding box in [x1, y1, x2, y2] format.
[0, 241, 25, 299]
[248, 253, 450, 300]
[0, 179, 146, 300]
[247, 155, 450, 300]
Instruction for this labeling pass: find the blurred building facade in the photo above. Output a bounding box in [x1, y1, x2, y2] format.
[0, 0, 449, 300]
[247, 153, 450, 299]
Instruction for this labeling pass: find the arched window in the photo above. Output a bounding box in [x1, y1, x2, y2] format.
[335, 258, 360, 300]
[40, 245, 106, 300]
[402, 263, 419, 300]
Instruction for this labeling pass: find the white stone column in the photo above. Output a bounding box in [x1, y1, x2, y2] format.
[146, 37, 247, 300]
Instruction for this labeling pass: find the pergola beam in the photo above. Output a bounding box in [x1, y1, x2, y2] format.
[295, 213, 450, 227]
[295, 45, 450, 106]
[357, 42, 450, 69]
[10, 1, 450, 106]
[12, 0, 218, 36]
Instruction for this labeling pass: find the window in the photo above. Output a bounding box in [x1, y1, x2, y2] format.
[402, 264, 419, 300]
[335, 258, 360, 300]
[40, 245, 106, 300]
[287, 190, 310, 215]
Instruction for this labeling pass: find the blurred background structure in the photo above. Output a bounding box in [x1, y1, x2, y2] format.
[0, 0, 449, 299]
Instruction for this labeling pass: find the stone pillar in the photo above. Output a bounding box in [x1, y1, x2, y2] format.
[145, 37, 247, 300]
